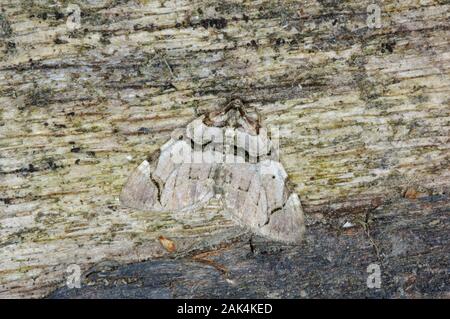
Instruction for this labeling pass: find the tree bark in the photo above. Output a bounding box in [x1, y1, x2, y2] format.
[49, 197, 449, 298]
[0, 0, 449, 298]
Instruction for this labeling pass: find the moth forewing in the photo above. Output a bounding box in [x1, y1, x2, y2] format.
[120, 160, 162, 211]
[120, 101, 305, 243]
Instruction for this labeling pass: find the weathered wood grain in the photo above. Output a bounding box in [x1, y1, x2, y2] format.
[0, 0, 449, 298]
[49, 196, 449, 298]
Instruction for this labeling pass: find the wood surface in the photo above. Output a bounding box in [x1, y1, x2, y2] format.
[0, 0, 448, 298]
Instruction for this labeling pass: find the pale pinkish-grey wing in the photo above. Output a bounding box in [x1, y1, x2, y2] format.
[223, 160, 305, 243]
[159, 162, 216, 212]
[119, 160, 163, 211]
[259, 192, 305, 243]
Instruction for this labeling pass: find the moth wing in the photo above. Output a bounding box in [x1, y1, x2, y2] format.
[120, 138, 190, 212]
[258, 161, 305, 243]
[153, 139, 186, 182]
[235, 129, 271, 157]
[223, 160, 305, 243]
[223, 163, 269, 229]
[259, 193, 305, 243]
[160, 163, 216, 212]
[120, 160, 163, 211]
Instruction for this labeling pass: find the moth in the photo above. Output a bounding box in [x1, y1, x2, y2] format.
[120, 100, 305, 243]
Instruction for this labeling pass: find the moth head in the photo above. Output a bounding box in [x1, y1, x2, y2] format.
[226, 98, 245, 110]
[205, 99, 260, 135]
